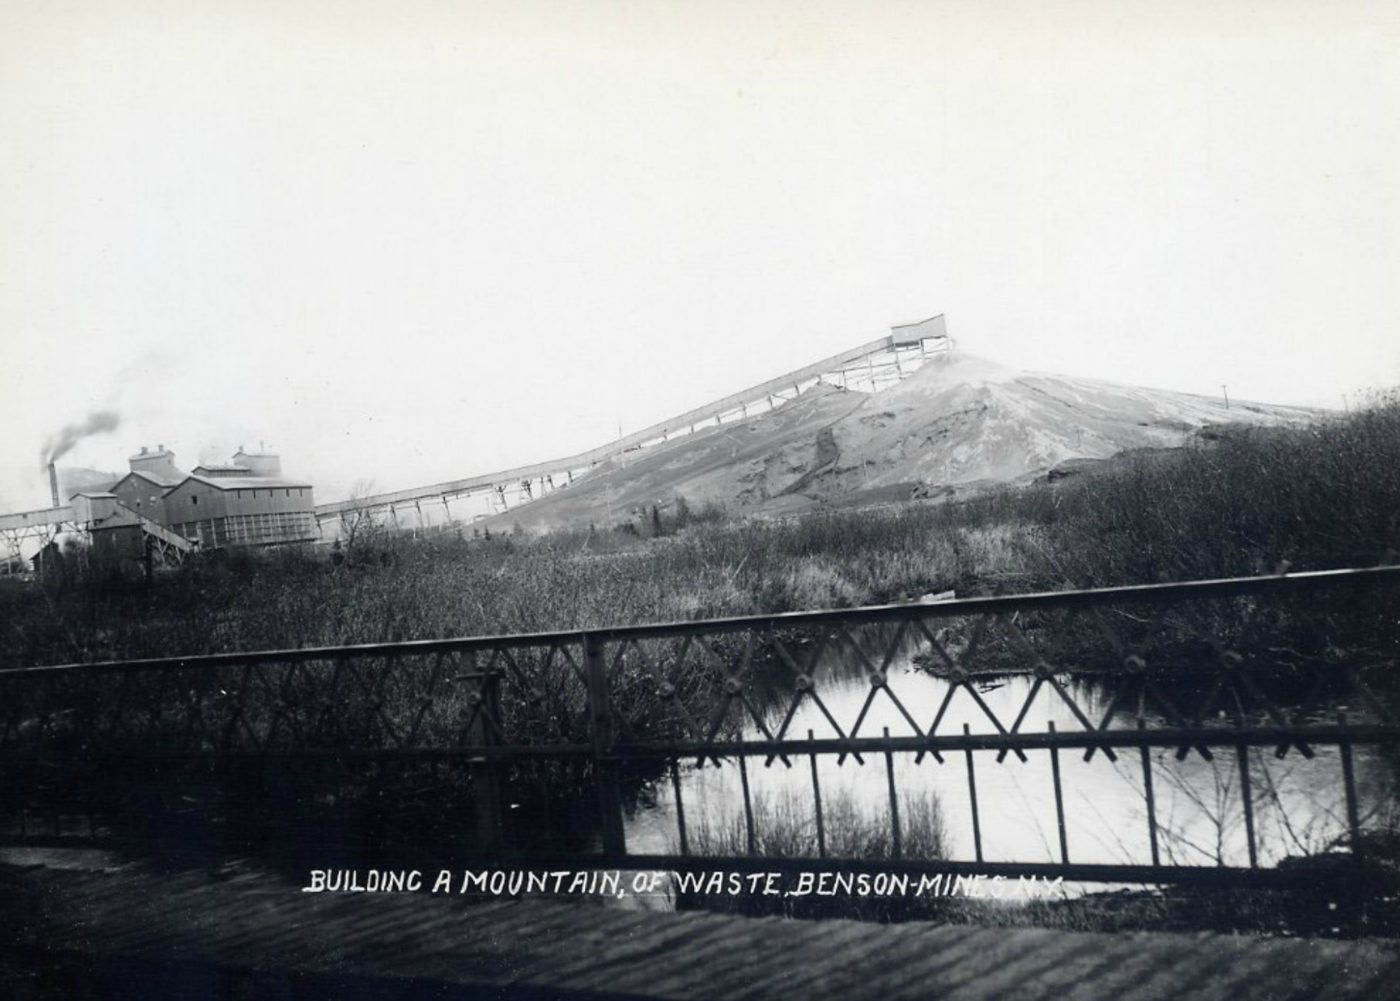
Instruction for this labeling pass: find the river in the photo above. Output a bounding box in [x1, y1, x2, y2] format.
[621, 636, 1393, 872]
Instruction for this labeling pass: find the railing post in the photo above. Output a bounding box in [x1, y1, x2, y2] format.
[468, 669, 504, 853]
[583, 631, 627, 857]
[1338, 711, 1363, 856]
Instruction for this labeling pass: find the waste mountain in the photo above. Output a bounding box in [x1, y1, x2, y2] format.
[488, 350, 1319, 530]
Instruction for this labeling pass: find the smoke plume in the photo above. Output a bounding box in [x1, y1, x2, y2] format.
[40, 410, 121, 469]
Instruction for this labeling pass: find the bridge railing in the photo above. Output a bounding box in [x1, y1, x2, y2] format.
[2, 565, 1398, 886]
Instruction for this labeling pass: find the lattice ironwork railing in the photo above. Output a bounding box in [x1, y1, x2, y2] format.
[1, 565, 1398, 886]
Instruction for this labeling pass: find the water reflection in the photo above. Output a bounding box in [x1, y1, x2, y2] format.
[625, 630, 1393, 871]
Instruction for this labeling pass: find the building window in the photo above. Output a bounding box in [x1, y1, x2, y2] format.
[192, 496, 198, 506]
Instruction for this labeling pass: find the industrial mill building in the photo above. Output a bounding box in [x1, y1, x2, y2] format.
[108, 446, 184, 524]
[164, 475, 316, 548]
[107, 445, 317, 550]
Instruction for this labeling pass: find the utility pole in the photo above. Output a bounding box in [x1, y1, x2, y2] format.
[1221, 385, 1230, 411]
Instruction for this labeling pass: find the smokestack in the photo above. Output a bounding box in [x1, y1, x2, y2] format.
[48, 463, 60, 509]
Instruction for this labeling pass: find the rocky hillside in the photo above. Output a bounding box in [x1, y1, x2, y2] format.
[486, 350, 1321, 531]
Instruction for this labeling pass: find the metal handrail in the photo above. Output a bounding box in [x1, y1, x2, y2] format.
[4, 563, 1396, 677]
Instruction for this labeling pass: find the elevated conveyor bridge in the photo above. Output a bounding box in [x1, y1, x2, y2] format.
[0, 501, 194, 571]
[315, 317, 951, 528]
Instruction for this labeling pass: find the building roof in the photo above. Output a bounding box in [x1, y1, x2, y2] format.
[114, 469, 181, 490]
[193, 463, 251, 472]
[71, 491, 117, 499]
[177, 474, 313, 491]
[92, 507, 145, 529]
[129, 447, 174, 461]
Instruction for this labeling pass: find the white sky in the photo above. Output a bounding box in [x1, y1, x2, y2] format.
[2, 0, 1397, 510]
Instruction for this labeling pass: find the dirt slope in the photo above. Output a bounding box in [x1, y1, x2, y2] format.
[488, 351, 1320, 531]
